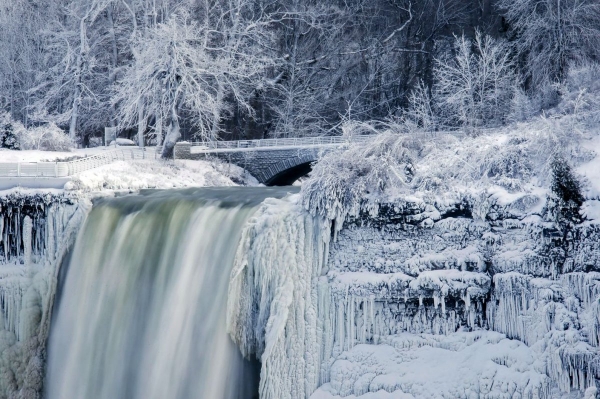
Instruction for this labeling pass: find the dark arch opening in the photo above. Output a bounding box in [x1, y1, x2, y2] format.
[265, 161, 313, 186]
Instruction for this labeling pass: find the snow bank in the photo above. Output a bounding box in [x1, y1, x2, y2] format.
[65, 159, 257, 192]
[0, 147, 112, 162]
[312, 331, 550, 399]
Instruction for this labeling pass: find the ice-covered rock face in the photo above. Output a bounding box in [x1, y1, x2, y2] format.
[228, 187, 599, 399]
[319, 191, 600, 397]
[0, 192, 89, 399]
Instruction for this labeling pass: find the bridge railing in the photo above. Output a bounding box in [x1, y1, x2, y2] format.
[0, 147, 159, 178]
[190, 134, 376, 150]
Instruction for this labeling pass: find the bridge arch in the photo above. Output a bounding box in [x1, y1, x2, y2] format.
[262, 154, 316, 186]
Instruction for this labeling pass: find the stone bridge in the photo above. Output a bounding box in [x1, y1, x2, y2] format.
[174, 136, 373, 185]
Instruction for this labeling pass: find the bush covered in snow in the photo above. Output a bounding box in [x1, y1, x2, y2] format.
[0, 114, 73, 152]
[556, 63, 600, 128]
[302, 122, 420, 225]
[19, 123, 74, 151]
[302, 115, 595, 229]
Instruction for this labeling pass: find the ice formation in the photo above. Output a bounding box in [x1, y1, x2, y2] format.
[228, 195, 330, 399]
[0, 191, 90, 398]
[227, 184, 600, 398]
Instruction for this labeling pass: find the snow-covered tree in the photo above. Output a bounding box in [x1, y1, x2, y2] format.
[0, 112, 24, 150]
[498, 0, 600, 88]
[0, 0, 54, 125]
[28, 0, 117, 141]
[434, 32, 516, 131]
[113, 5, 274, 157]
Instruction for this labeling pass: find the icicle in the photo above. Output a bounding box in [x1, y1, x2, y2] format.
[23, 216, 32, 269]
[0, 216, 3, 261]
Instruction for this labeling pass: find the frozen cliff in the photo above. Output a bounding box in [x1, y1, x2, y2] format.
[0, 190, 89, 399]
[226, 191, 598, 399]
[227, 126, 600, 399]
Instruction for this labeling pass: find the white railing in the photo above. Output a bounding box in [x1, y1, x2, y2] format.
[0, 147, 159, 178]
[190, 135, 375, 151]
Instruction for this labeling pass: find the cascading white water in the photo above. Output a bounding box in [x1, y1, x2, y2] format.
[45, 187, 295, 399]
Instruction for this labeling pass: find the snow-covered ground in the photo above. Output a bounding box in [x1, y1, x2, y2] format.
[0, 147, 259, 193]
[65, 159, 258, 192]
[312, 331, 551, 399]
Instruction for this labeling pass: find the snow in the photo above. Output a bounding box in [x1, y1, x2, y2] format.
[64, 159, 257, 192]
[0, 147, 259, 193]
[327, 269, 490, 303]
[577, 135, 600, 199]
[0, 147, 118, 162]
[311, 331, 550, 399]
[581, 200, 600, 222]
[108, 138, 136, 146]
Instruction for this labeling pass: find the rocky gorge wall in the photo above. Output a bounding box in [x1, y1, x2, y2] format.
[0, 185, 597, 399]
[227, 188, 599, 399]
[318, 192, 600, 398]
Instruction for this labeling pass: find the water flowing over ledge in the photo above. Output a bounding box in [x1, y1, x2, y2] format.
[45, 187, 295, 399]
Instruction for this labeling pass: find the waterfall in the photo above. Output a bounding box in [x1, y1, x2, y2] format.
[45, 187, 295, 399]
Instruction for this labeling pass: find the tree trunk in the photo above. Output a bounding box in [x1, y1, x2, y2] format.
[137, 99, 145, 147]
[69, 87, 80, 141]
[69, 14, 89, 142]
[107, 6, 119, 128]
[210, 82, 224, 141]
[156, 115, 163, 146]
[161, 107, 180, 159]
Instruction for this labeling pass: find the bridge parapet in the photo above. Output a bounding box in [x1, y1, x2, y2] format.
[174, 141, 192, 159]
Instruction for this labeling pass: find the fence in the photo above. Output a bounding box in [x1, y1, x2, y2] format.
[0, 147, 159, 178]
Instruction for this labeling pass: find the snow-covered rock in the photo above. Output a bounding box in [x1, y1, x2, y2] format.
[227, 171, 600, 399]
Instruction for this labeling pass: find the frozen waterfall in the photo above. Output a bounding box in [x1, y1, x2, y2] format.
[45, 187, 295, 399]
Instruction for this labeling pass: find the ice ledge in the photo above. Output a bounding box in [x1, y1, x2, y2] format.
[328, 270, 490, 302]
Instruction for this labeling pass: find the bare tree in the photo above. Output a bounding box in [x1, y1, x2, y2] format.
[434, 32, 516, 131]
[405, 80, 437, 132]
[498, 0, 600, 88]
[113, 5, 274, 158]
